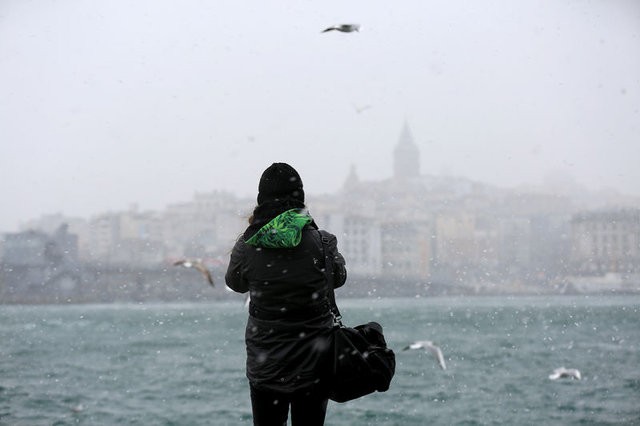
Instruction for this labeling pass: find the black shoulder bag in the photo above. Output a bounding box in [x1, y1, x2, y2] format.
[318, 231, 396, 403]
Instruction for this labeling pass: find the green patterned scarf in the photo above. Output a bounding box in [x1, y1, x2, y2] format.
[245, 209, 312, 248]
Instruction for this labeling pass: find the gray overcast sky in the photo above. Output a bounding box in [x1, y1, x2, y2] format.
[1, 0, 639, 232]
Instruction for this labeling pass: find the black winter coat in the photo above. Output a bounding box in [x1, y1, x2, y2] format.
[226, 219, 347, 393]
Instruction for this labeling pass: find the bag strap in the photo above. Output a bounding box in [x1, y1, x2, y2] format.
[317, 230, 344, 327]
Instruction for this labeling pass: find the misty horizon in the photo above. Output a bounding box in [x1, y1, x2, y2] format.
[8, 153, 639, 236]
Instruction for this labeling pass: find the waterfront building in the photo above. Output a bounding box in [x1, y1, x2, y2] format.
[571, 209, 640, 275]
[85, 207, 165, 265]
[1, 225, 82, 302]
[2, 229, 51, 266]
[161, 191, 248, 260]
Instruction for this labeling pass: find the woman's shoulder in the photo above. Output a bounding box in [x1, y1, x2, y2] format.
[316, 228, 337, 240]
[230, 235, 249, 255]
[313, 229, 339, 252]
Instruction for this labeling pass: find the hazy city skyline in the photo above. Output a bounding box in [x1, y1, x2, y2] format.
[2, 0, 639, 233]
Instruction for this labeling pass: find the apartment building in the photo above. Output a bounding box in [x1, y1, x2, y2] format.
[571, 209, 640, 275]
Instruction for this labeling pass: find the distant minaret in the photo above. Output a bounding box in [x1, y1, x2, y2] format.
[343, 163, 360, 191]
[393, 121, 420, 179]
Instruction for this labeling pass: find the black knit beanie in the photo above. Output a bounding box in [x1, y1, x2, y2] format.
[257, 163, 305, 205]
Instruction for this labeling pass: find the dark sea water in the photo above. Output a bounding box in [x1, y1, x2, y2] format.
[1, 295, 639, 425]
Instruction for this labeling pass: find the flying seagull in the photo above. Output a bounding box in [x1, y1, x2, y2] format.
[70, 404, 84, 413]
[403, 340, 447, 370]
[322, 24, 360, 33]
[352, 103, 372, 114]
[173, 259, 214, 287]
[549, 367, 581, 380]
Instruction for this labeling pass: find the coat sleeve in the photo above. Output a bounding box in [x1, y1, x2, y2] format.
[322, 231, 347, 289]
[332, 245, 347, 289]
[225, 238, 250, 294]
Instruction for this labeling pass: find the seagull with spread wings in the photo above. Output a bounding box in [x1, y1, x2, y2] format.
[322, 24, 361, 33]
[549, 367, 581, 380]
[353, 103, 372, 114]
[403, 340, 447, 370]
[173, 259, 214, 287]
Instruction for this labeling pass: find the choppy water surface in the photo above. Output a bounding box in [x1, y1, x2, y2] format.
[1, 295, 639, 425]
